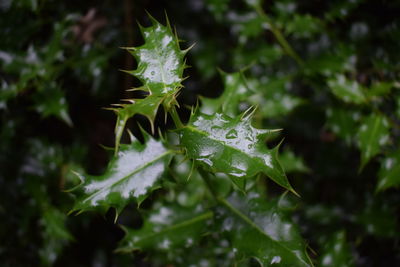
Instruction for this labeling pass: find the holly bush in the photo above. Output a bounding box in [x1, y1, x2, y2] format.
[1, 0, 400, 266]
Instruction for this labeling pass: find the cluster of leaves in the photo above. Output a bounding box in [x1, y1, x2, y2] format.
[70, 17, 312, 265]
[2, 0, 400, 266]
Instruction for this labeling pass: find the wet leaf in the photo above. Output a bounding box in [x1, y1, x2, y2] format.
[328, 74, 365, 104]
[113, 16, 187, 150]
[376, 151, 400, 191]
[179, 112, 295, 193]
[357, 113, 390, 169]
[72, 135, 174, 213]
[318, 231, 353, 267]
[117, 204, 212, 252]
[217, 193, 313, 266]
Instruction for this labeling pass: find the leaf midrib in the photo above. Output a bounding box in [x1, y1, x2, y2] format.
[219, 197, 312, 266]
[120, 211, 213, 250]
[84, 150, 173, 202]
[183, 125, 268, 167]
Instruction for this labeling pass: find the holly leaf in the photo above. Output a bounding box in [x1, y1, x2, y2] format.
[201, 70, 252, 116]
[318, 231, 353, 267]
[117, 204, 212, 253]
[328, 74, 366, 104]
[112, 16, 188, 151]
[71, 135, 174, 214]
[217, 192, 313, 266]
[357, 113, 390, 169]
[376, 151, 400, 192]
[113, 95, 164, 150]
[178, 112, 295, 194]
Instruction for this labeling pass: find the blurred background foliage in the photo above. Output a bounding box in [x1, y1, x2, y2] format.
[1, 0, 400, 266]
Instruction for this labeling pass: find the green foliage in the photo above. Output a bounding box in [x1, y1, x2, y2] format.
[2, 1, 400, 266]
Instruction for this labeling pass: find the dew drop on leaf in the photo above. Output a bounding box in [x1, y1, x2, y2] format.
[225, 129, 238, 139]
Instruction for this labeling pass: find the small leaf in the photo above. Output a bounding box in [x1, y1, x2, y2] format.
[328, 74, 366, 104]
[367, 81, 392, 98]
[280, 149, 310, 173]
[376, 151, 400, 191]
[179, 112, 295, 193]
[357, 113, 390, 169]
[201, 71, 252, 116]
[249, 76, 304, 118]
[117, 204, 212, 252]
[40, 207, 73, 266]
[217, 193, 313, 266]
[318, 231, 353, 267]
[72, 135, 174, 213]
[113, 16, 187, 151]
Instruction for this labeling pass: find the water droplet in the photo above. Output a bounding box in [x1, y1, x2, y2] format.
[150, 71, 155, 75]
[271, 256, 281, 264]
[225, 129, 238, 139]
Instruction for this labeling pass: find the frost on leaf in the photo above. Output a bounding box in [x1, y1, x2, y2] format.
[111, 16, 189, 152]
[117, 203, 212, 252]
[217, 192, 313, 266]
[178, 111, 296, 194]
[71, 134, 173, 214]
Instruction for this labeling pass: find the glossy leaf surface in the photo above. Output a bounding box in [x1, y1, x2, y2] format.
[328, 74, 365, 104]
[377, 150, 400, 191]
[118, 204, 212, 252]
[357, 113, 390, 169]
[217, 193, 312, 266]
[179, 112, 294, 193]
[112, 17, 187, 150]
[72, 136, 173, 213]
[125, 17, 186, 95]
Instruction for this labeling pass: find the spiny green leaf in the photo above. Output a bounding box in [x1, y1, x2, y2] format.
[328, 74, 366, 104]
[113, 16, 188, 151]
[178, 112, 295, 193]
[117, 204, 212, 253]
[113, 95, 164, 150]
[217, 193, 313, 266]
[318, 231, 353, 267]
[357, 113, 390, 169]
[125, 17, 187, 96]
[201, 70, 252, 116]
[376, 151, 400, 192]
[72, 135, 174, 214]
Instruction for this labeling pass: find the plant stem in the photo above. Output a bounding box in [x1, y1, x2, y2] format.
[254, 4, 304, 66]
[170, 106, 184, 129]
